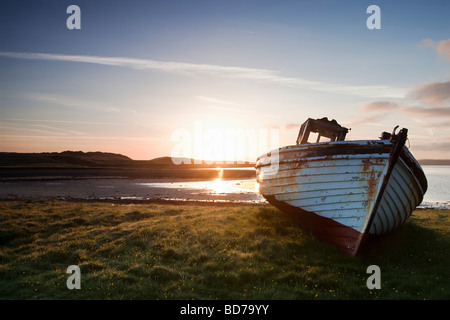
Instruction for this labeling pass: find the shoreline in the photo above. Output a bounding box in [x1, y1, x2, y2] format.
[1, 196, 447, 210]
[0, 167, 256, 181]
[0, 196, 269, 207]
[1, 167, 447, 209]
[0, 166, 266, 204]
[1, 178, 448, 210]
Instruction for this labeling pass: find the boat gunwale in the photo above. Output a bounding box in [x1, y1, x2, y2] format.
[255, 125, 428, 256]
[255, 140, 427, 194]
[256, 140, 392, 167]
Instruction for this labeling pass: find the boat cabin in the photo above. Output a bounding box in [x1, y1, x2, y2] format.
[296, 117, 349, 145]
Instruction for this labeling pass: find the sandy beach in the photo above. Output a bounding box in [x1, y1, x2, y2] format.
[0, 177, 264, 203]
[0, 167, 264, 204]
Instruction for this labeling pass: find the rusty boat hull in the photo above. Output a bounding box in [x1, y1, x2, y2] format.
[256, 139, 427, 256]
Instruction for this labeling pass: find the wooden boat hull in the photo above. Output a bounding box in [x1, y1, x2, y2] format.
[256, 140, 427, 256]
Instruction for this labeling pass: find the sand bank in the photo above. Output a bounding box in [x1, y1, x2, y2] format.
[0, 176, 266, 204]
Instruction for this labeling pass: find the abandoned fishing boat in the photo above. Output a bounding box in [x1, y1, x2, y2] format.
[255, 117, 427, 256]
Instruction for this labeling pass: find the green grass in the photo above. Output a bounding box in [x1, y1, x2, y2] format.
[0, 199, 449, 300]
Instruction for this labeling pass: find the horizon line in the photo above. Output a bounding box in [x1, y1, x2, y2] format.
[1, 150, 449, 163]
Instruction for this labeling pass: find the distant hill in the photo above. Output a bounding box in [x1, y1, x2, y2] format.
[0, 151, 133, 168]
[145, 156, 254, 167]
[418, 159, 450, 166]
[146, 156, 192, 165]
[4, 151, 444, 168]
[0, 152, 255, 168]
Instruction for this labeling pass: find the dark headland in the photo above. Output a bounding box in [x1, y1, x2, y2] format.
[0, 151, 256, 180]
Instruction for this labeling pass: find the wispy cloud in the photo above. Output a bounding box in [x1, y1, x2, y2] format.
[403, 106, 450, 118]
[410, 80, 450, 107]
[0, 51, 408, 99]
[353, 79, 450, 128]
[24, 93, 122, 113]
[196, 95, 244, 112]
[358, 101, 450, 119]
[349, 114, 387, 127]
[1, 122, 86, 137]
[412, 141, 450, 152]
[197, 95, 240, 106]
[420, 38, 450, 61]
[361, 101, 399, 112]
[421, 120, 450, 129]
[284, 123, 300, 130]
[2, 118, 119, 125]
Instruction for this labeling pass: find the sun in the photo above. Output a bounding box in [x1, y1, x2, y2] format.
[190, 116, 250, 163]
[170, 114, 274, 164]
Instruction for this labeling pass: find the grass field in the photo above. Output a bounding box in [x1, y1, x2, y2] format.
[0, 199, 449, 300]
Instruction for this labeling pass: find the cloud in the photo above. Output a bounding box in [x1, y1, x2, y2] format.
[3, 118, 118, 125]
[197, 95, 241, 107]
[402, 106, 450, 118]
[196, 95, 247, 113]
[358, 80, 450, 123]
[420, 38, 450, 61]
[420, 121, 450, 129]
[419, 38, 436, 49]
[410, 80, 450, 107]
[361, 101, 400, 112]
[284, 123, 300, 130]
[1, 123, 86, 137]
[354, 82, 450, 131]
[354, 101, 402, 126]
[359, 102, 450, 119]
[437, 40, 450, 60]
[23, 93, 122, 113]
[0, 51, 408, 99]
[412, 141, 450, 152]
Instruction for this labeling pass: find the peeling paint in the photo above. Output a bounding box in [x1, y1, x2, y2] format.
[256, 119, 427, 256]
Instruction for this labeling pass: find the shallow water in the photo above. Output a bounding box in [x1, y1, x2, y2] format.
[420, 165, 450, 209]
[132, 165, 449, 208]
[0, 165, 448, 208]
[133, 178, 265, 203]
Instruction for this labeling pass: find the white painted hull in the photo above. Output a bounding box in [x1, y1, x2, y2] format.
[256, 140, 427, 255]
[370, 155, 425, 234]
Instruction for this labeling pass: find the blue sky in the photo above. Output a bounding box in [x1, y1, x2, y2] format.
[1, 0, 449, 160]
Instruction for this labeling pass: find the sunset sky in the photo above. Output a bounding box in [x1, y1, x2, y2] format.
[1, 0, 449, 161]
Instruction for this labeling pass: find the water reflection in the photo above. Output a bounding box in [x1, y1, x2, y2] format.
[135, 178, 259, 195]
